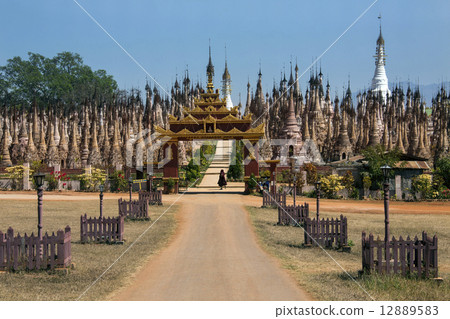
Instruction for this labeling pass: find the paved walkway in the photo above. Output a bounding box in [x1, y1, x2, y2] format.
[195, 140, 244, 193]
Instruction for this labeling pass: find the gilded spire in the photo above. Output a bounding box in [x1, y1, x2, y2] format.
[206, 43, 214, 93]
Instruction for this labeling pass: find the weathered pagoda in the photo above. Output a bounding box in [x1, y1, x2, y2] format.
[154, 48, 265, 192]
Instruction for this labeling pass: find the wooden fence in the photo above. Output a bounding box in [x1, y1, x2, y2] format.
[262, 191, 286, 207]
[304, 215, 348, 249]
[0, 226, 71, 271]
[362, 231, 438, 278]
[138, 190, 163, 205]
[118, 198, 149, 220]
[278, 203, 309, 226]
[80, 214, 124, 243]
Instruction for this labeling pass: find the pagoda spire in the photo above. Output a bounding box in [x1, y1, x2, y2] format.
[206, 43, 215, 93]
[371, 16, 391, 102]
[222, 46, 233, 110]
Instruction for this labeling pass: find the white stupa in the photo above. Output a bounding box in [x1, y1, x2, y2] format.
[371, 25, 391, 102]
[222, 60, 233, 110]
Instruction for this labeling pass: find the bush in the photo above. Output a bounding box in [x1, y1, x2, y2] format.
[246, 173, 258, 192]
[411, 174, 435, 200]
[260, 169, 271, 178]
[78, 168, 107, 191]
[435, 156, 450, 188]
[109, 170, 127, 192]
[342, 170, 355, 194]
[303, 190, 316, 198]
[5, 165, 34, 190]
[350, 188, 360, 199]
[184, 159, 201, 182]
[227, 151, 243, 181]
[304, 163, 317, 184]
[165, 178, 175, 192]
[320, 174, 345, 199]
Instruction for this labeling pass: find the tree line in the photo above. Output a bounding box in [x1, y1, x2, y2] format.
[0, 51, 118, 109]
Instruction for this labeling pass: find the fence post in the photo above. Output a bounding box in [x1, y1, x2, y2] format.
[433, 235, 438, 277]
[6, 228, 13, 269]
[0, 230, 4, 270]
[65, 226, 71, 267]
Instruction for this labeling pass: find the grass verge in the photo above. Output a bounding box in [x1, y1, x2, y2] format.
[246, 205, 450, 300]
[0, 198, 178, 300]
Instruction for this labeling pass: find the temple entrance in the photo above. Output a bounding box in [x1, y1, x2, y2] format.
[153, 57, 265, 193]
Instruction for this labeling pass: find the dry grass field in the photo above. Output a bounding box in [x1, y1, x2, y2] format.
[246, 201, 450, 301]
[0, 198, 178, 300]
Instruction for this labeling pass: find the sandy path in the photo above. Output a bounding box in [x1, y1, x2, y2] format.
[114, 192, 310, 301]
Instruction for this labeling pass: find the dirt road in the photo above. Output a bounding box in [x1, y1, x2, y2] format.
[114, 192, 310, 301]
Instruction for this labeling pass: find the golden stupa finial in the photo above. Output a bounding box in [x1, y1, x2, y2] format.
[206, 40, 215, 93]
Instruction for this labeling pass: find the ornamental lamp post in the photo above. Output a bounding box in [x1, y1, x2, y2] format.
[381, 165, 391, 244]
[99, 184, 104, 218]
[315, 180, 322, 220]
[128, 176, 133, 201]
[33, 172, 45, 241]
[147, 173, 153, 192]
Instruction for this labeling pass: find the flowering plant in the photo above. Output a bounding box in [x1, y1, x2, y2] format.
[5, 165, 34, 190]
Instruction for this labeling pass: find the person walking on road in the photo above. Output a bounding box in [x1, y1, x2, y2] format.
[218, 169, 227, 190]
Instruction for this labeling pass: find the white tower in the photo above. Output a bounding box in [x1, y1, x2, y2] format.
[371, 23, 391, 102]
[222, 58, 233, 110]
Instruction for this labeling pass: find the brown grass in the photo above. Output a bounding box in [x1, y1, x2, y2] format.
[0, 198, 178, 300]
[246, 204, 450, 301]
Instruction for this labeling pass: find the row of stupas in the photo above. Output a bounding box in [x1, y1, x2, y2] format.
[0, 27, 448, 170]
[246, 26, 449, 164]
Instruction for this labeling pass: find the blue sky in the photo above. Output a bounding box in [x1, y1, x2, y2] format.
[1, 0, 449, 105]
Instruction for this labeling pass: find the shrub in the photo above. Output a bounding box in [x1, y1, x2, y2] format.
[78, 168, 107, 191]
[5, 165, 34, 190]
[320, 174, 344, 199]
[227, 148, 243, 181]
[362, 172, 372, 191]
[45, 171, 58, 191]
[411, 174, 434, 200]
[260, 169, 271, 179]
[185, 159, 201, 182]
[303, 190, 316, 198]
[246, 173, 258, 191]
[350, 188, 360, 199]
[109, 170, 127, 192]
[435, 156, 450, 188]
[304, 163, 317, 184]
[342, 170, 355, 194]
[165, 177, 175, 191]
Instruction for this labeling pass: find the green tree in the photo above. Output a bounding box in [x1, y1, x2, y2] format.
[0, 51, 117, 107]
[185, 159, 201, 182]
[227, 141, 243, 180]
[435, 156, 450, 189]
[361, 145, 402, 189]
